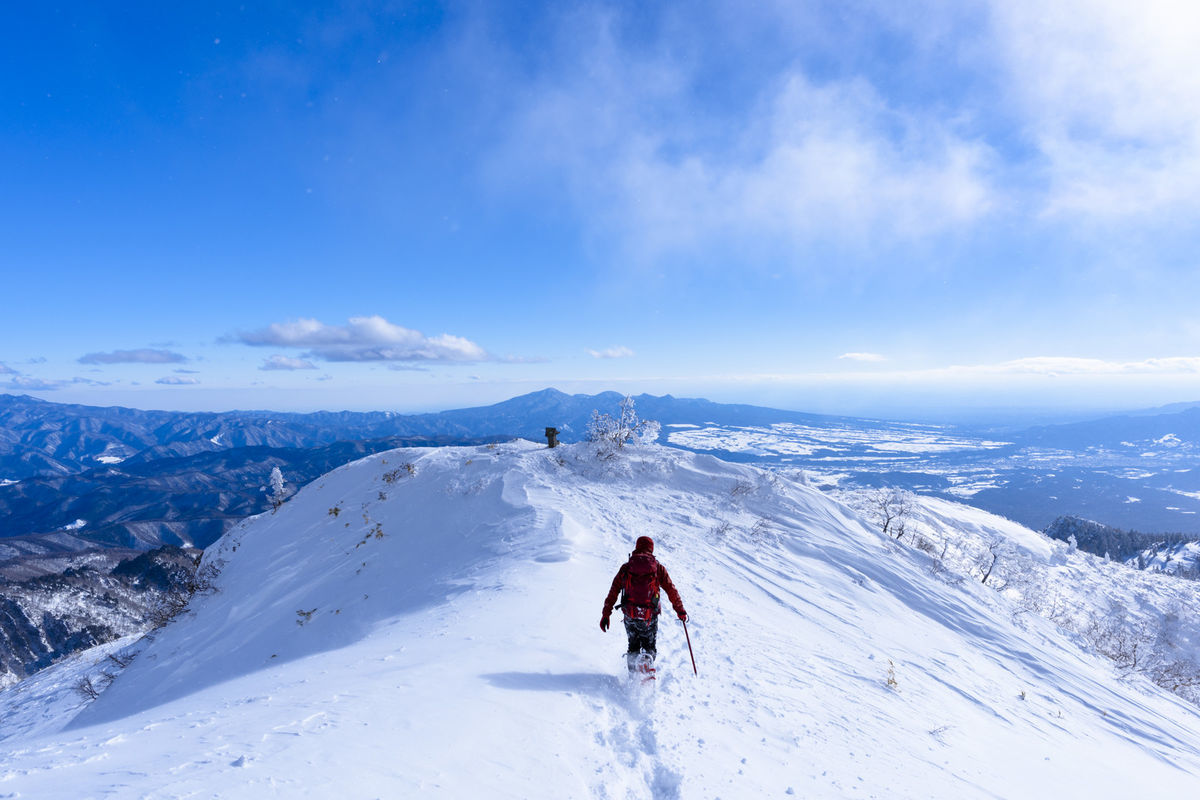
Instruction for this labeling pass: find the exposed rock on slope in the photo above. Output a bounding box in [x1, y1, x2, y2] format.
[0, 546, 200, 687]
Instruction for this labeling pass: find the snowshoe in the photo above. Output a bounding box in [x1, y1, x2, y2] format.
[626, 651, 656, 683]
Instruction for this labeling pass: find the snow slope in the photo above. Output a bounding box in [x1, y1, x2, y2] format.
[3, 441, 1200, 798]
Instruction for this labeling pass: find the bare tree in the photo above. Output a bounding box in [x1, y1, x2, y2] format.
[979, 538, 1005, 584]
[869, 488, 913, 541]
[74, 672, 115, 701]
[74, 675, 101, 700]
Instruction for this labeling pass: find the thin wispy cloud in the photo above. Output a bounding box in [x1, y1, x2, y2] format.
[990, 0, 1200, 220]
[500, 13, 994, 267]
[259, 355, 318, 371]
[156, 376, 200, 385]
[839, 353, 887, 363]
[79, 349, 189, 365]
[236, 316, 490, 363]
[952, 356, 1200, 377]
[7, 375, 62, 390]
[737, 355, 1200, 383]
[0, 362, 15, 375]
[2, 375, 110, 391]
[588, 346, 635, 359]
[492, 0, 1200, 275]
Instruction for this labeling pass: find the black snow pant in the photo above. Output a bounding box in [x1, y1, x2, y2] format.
[623, 615, 658, 658]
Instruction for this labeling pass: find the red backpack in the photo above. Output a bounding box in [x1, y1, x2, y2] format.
[622, 552, 660, 621]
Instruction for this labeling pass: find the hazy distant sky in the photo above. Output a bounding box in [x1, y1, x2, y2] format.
[4, 1, 1200, 418]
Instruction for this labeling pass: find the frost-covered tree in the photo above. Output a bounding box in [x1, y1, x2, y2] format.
[268, 467, 287, 511]
[840, 484, 1200, 708]
[586, 395, 660, 455]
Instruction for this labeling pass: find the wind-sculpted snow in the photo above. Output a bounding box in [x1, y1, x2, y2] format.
[3, 442, 1200, 797]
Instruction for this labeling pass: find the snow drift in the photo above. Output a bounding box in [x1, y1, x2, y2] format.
[3, 441, 1200, 798]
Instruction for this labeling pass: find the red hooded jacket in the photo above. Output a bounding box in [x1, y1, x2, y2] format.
[601, 536, 686, 621]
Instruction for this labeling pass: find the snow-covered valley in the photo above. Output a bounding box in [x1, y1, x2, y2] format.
[3, 440, 1200, 798]
[665, 415, 1200, 535]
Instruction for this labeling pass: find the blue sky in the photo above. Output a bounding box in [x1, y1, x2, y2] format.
[4, 0, 1200, 419]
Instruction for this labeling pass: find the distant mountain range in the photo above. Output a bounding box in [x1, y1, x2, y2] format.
[1016, 406, 1200, 450]
[0, 389, 849, 480]
[0, 392, 502, 481]
[0, 389, 862, 552]
[6, 388, 1200, 556]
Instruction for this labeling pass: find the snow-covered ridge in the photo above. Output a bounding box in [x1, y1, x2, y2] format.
[4, 442, 1200, 797]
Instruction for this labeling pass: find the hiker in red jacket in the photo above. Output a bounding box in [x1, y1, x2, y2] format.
[600, 536, 687, 672]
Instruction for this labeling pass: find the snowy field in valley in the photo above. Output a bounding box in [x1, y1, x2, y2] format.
[3, 441, 1200, 798]
[665, 419, 1200, 533]
[665, 421, 1010, 460]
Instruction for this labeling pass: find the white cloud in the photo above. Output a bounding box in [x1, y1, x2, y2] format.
[260, 355, 318, 371]
[0, 362, 15, 375]
[502, 27, 995, 264]
[729, 355, 1200, 384]
[588, 346, 635, 359]
[838, 352, 886, 363]
[991, 0, 1200, 219]
[497, 1, 1200, 244]
[79, 348, 189, 365]
[7, 375, 63, 390]
[0, 375, 110, 390]
[156, 376, 200, 385]
[237, 316, 490, 363]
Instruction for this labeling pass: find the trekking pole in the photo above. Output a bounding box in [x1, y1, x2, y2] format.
[681, 618, 698, 676]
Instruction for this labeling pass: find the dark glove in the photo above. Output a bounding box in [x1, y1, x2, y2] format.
[678, 611, 688, 623]
[600, 614, 610, 632]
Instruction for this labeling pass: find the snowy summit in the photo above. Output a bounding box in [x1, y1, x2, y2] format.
[3, 440, 1200, 797]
